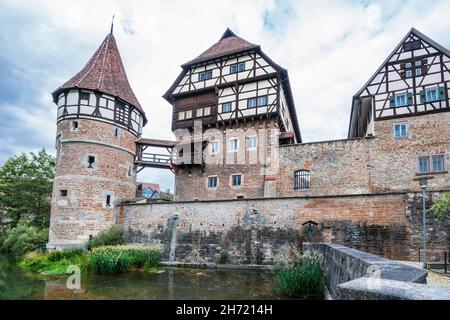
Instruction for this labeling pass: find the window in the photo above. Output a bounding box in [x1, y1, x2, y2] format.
[247, 136, 257, 150]
[432, 155, 445, 172]
[418, 156, 429, 174]
[415, 60, 422, 67]
[248, 98, 257, 108]
[105, 195, 111, 207]
[87, 156, 95, 169]
[417, 154, 446, 174]
[113, 127, 122, 138]
[203, 106, 211, 116]
[222, 102, 232, 113]
[178, 111, 185, 120]
[393, 123, 408, 138]
[60, 190, 68, 197]
[210, 141, 219, 155]
[395, 94, 407, 107]
[231, 174, 242, 187]
[207, 176, 218, 188]
[248, 96, 268, 108]
[229, 138, 239, 152]
[426, 88, 438, 102]
[80, 92, 89, 104]
[230, 62, 245, 74]
[257, 96, 268, 106]
[405, 70, 412, 78]
[196, 108, 203, 117]
[71, 121, 79, 131]
[185, 110, 192, 119]
[199, 70, 212, 81]
[294, 170, 310, 190]
[127, 165, 132, 177]
[415, 68, 422, 76]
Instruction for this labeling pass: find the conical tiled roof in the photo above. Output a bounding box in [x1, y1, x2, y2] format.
[182, 28, 259, 67]
[53, 33, 145, 116]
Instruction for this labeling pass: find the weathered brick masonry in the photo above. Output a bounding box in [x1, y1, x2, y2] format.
[119, 192, 449, 263]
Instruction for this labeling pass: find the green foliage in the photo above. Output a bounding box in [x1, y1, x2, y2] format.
[217, 250, 229, 264]
[88, 226, 126, 248]
[160, 189, 174, 201]
[0, 149, 55, 228]
[429, 193, 450, 222]
[88, 245, 161, 273]
[276, 251, 325, 298]
[20, 248, 88, 275]
[0, 219, 48, 259]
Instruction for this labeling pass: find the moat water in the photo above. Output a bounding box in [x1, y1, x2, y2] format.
[0, 256, 291, 300]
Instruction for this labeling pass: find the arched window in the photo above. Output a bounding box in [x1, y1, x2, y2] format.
[294, 170, 310, 190]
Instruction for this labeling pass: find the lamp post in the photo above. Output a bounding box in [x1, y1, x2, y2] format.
[413, 176, 434, 269]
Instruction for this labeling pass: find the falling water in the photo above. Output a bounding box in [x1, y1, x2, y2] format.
[168, 215, 179, 262]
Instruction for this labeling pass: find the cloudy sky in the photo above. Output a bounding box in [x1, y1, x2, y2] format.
[0, 0, 449, 191]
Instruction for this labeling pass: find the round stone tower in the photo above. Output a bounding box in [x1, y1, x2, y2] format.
[47, 29, 147, 249]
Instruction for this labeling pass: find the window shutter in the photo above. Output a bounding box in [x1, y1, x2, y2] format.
[438, 86, 446, 100]
[407, 93, 413, 105]
[389, 95, 395, 107]
[419, 90, 426, 104]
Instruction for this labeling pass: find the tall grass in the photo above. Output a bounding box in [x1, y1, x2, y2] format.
[88, 226, 126, 248]
[276, 250, 325, 299]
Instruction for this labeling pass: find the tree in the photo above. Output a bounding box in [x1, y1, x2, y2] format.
[0, 149, 55, 228]
[429, 193, 450, 222]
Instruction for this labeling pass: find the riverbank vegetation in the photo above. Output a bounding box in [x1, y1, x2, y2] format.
[20, 244, 162, 275]
[276, 250, 325, 299]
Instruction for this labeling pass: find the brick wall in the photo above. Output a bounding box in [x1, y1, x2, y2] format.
[119, 192, 448, 263]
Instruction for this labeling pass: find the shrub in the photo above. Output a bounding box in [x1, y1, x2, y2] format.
[276, 251, 325, 298]
[429, 193, 450, 222]
[88, 248, 131, 274]
[87, 245, 161, 273]
[276, 261, 324, 298]
[0, 219, 48, 259]
[88, 226, 126, 248]
[217, 250, 228, 264]
[47, 248, 84, 262]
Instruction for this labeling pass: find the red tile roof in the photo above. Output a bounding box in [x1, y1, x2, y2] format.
[53, 33, 146, 118]
[182, 28, 259, 67]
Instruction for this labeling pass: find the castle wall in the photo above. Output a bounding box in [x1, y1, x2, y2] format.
[119, 192, 449, 263]
[48, 119, 137, 247]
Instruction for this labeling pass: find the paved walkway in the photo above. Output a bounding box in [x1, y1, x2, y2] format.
[395, 260, 450, 287]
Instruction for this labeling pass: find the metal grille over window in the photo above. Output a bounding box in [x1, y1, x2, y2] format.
[294, 170, 310, 190]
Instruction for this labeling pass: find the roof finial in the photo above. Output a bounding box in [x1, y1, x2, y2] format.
[110, 14, 115, 35]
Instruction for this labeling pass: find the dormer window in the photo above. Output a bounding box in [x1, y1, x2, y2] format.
[230, 62, 245, 74]
[199, 70, 212, 81]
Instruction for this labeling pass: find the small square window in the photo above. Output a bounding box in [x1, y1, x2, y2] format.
[257, 96, 268, 106]
[248, 98, 257, 108]
[231, 174, 242, 186]
[196, 108, 203, 117]
[222, 102, 232, 113]
[230, 63, 245, 74]
[405, 70, 412, 78]
[60, 190, 68, 197]
[405, 62, 412, 68]
[432, 155, 445, 172]
[203, 106, 211, 116]
[185, 110, 192, 119]
[229, 138, 239, 152]
[426, 88, 438, 102]
[395, 94, 407, 107]
[415, 60, 421, 67]
[393, 123, 408, 138]
[178, 111, 185, 121]
[415, 68, 422, 76]
[238, 63, 245, 72]
[80, 92, 90, 104]
[207, 176, 218, 188]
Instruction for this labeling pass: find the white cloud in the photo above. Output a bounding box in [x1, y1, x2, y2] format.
[0, 0, 449, 191]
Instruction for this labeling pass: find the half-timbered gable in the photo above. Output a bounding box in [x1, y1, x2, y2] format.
[349, 28, 450, 138]
[164, 28, 301, 143]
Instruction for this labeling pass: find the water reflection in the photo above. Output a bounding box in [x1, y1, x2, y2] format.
[0, 256, 290, 300]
